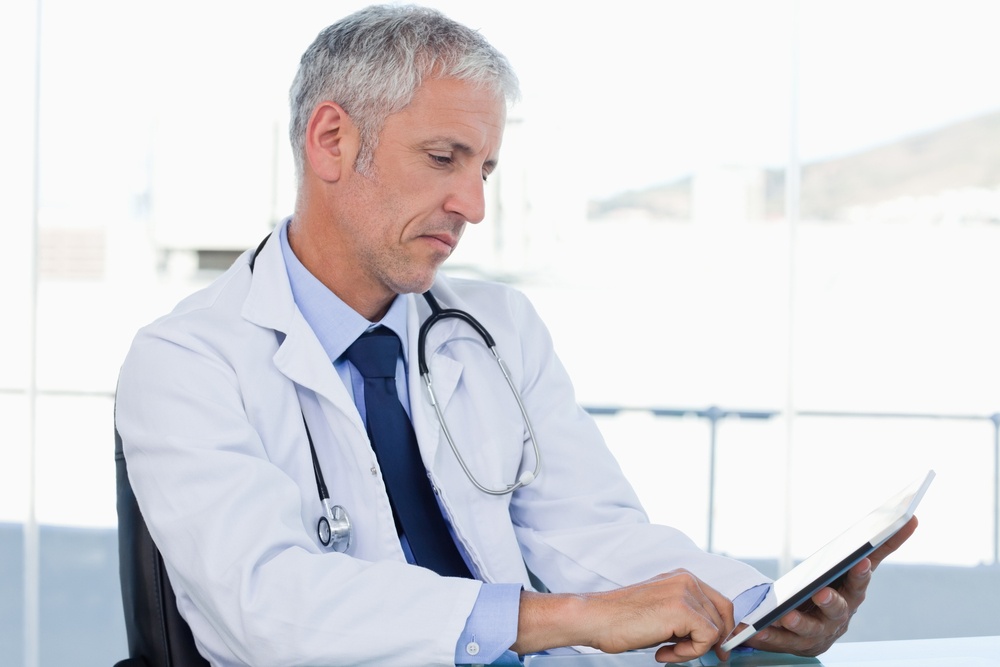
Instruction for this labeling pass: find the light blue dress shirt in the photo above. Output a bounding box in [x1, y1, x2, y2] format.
[278, 222, 520, 665]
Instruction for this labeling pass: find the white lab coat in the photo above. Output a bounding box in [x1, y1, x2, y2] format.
[116, 226, 768, 667]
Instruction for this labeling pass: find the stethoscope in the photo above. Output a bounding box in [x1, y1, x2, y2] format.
[417, 291, 542, 496]
[249, 235, 543, 553]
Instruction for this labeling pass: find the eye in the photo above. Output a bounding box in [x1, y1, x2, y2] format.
[429, 153, 453, 167]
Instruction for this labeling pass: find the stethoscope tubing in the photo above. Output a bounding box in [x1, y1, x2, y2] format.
[417, 291, 495, 374]
[417, 290, 542, 495]
[304, 415, 352, 552]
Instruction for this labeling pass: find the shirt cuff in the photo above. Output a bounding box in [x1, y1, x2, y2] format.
[455, 583, 522, 665]
[733, 582, 772, 624]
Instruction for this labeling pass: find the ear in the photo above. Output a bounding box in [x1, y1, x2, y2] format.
[304, 102, 359, 183]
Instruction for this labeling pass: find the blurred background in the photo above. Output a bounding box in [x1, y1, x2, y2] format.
[2, 0, 1000, 664]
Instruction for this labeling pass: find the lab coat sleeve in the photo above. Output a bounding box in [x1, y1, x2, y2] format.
[492, 288, 769, 601]
[116, 294, 481, 667]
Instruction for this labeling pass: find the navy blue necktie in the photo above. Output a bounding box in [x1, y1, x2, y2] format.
[344, 328, 473, 578]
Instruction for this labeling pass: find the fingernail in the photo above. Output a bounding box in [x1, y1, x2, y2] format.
[786, 612, 801, 629]
[817, 589, 833, 606]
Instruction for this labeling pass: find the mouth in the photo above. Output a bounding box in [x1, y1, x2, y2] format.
[422, 232, 459, 253]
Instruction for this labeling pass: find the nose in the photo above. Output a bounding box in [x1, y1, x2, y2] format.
[444, 171, 487, 224]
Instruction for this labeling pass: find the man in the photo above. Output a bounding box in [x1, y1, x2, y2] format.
[116, 5, 915, 666]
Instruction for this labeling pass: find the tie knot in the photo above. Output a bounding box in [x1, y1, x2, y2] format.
[344, 328, 401, 379]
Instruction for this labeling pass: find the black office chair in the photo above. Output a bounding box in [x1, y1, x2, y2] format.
[114, 423, 210, 667]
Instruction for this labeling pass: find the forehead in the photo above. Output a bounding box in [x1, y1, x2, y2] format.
[381, 77, 506, 152]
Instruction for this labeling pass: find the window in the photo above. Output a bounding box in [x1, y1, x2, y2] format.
[4, 1, 999, 664]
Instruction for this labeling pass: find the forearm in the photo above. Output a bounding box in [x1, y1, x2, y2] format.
[510, 571, 736, 660]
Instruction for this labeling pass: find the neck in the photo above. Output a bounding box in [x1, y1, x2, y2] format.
[286, 212, 395, 322]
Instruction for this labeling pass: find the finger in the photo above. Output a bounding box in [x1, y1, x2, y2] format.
[785, 588, 850, 640]
[714, 622, 749, 662]
[835, 516, 917, 616]
[702, 583, 736, 644]
[687, 581, 734, 647]
[747, 622, 811, 655]
[652, 615, 723, 663]
[747, 611, 830, 657]
[655, 623, 721, 665]
[746, 588, 853, 657]
[661, 571, 732, 648]
[837, 558, 873, 610]
[657, 642, 703, 664]
[658, 578, 731, 662]
[868, 516, 918, 570]
[810, 586, 851, 626]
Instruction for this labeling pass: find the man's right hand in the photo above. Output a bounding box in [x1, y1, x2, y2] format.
[510, 569, 735, 663]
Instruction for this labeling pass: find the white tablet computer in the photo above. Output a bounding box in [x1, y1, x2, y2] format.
[721, 469, 935, 652]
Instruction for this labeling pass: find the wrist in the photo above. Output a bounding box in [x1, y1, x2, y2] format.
[510, 590, 593, 655]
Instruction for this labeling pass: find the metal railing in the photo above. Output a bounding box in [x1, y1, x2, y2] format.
[5, 388, 999, 562]
[584, 404, 1000, 564]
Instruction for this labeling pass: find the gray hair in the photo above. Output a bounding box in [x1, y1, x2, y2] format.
[289, 4, 520, 179]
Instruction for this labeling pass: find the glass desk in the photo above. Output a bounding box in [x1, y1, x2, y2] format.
[523, 636, 1000, 666]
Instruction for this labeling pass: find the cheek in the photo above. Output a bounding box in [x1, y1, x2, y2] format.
[354, 183, 405, 238]
[353, 169, 440, 244]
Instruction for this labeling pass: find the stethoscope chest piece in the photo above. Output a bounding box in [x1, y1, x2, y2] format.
[318, 501, 352, 552]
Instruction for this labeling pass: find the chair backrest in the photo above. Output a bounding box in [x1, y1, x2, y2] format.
[115, 422, 210, 667]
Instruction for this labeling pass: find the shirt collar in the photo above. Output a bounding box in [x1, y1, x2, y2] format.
[279, 219, 409, 364]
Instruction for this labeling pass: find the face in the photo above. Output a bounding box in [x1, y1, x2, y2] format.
[334, 77, 506, 309]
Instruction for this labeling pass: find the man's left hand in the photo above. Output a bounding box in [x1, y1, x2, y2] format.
[744, 515, 918, 657]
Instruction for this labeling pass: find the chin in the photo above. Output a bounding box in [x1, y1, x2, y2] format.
[390, 273, 438, 296]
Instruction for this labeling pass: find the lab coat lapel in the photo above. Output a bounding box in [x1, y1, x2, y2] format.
[241, 229, 366, 437]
